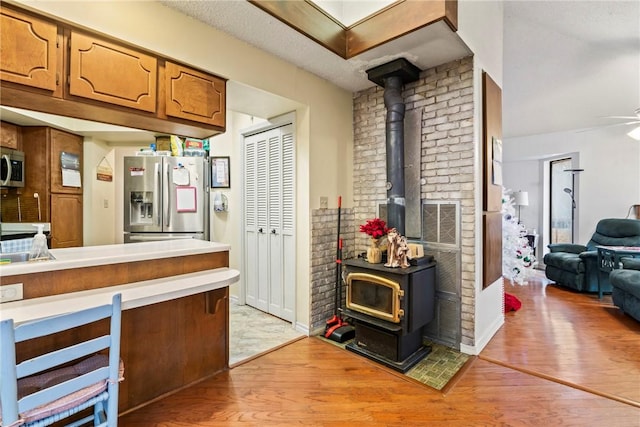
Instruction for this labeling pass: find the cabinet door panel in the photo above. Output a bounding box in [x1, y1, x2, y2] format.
[51, 193, 82, 248]
[165, 61, 226, 127]
[20, 127, 51, 223]
[50, 129, 83, 194]
[69, 31, 157, 113]
[0, 7, 57, 91]
[0, 121, 20, 149]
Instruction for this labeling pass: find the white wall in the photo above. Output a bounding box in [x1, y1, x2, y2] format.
[18, 0, 354, 331]
[501, 159, 541, 233]
[458, 0, 504, 86]
[208, 111, 268, 298]
[82, 138, 116, 246]
[461, 57, 504, 356]
[458, 1, 505, 354]
[503, 125, 640, 254]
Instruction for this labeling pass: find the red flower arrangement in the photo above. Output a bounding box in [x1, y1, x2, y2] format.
[360, 218, 389, 239]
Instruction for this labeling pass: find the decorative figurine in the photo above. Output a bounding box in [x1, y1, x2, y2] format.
[384, 228, 412, 268]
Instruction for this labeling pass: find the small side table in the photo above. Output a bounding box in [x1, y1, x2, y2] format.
[596, 246, 640, 299]
[525, 234, 539, 259]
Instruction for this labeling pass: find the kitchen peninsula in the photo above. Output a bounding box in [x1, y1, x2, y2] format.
[0, 239, 239, 414]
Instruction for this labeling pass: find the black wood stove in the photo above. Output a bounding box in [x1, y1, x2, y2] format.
[343, 258, 436, 372]
[343, 58, 436, 372]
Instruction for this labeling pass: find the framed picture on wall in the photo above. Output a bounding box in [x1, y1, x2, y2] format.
[211, 156, 230, 188]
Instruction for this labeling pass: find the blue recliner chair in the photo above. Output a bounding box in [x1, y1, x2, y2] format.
[543, 218, 640, 293]
[610, 258, 640, 322]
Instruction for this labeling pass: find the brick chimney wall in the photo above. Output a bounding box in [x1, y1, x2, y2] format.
[310, 56, 476, 347]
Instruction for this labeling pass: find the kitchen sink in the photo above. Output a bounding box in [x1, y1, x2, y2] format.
[0, 252, 56, 264]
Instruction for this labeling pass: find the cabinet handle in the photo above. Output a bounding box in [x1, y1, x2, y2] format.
[271, 229, 276, 234]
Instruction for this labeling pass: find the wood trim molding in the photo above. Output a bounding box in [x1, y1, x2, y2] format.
[0, 85, 223, 139]
[347, 1, 456, 58]
[481, 71, 503, 289]
[5, 251, 229, 299]
[248, 0, 346, 57]
[248, 0, 457, 59]
[483, 212, 503, 288]
[482, 71, 503, 213]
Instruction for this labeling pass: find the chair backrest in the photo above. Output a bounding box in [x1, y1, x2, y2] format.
[0, 294, 122, 426]
[586, 218, 640, 250]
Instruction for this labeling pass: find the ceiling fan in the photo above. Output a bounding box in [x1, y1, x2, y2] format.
[578, 107, 640, 139]
[602, 107, 640, 140]
[602, 107, 640, 126]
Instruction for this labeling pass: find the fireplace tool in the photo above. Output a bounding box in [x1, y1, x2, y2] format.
[324, 197, 355, 342]
[325, 238, 355, 342]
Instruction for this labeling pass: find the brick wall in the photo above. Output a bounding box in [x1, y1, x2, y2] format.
[351, 56, 476, 347]
[308, 56, 476, 346]
[310, 207, 354, 331]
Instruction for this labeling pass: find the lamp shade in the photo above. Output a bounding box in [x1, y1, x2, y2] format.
[513, 191, 529, 206]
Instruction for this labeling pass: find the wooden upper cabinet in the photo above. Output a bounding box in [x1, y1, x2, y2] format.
[0, 7, 57, 91]
[69, 31, 157, 113]
[1, 5, 225, 138]
[50, 128, 83, 195]
[165, 62, 226, 128]
[0, 121, 20, 149]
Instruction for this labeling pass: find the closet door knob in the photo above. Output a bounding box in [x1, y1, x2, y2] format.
[271, 229, 276, 234]
[258, 228, 263, 233]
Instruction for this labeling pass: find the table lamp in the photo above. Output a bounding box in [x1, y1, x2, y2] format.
[513, 191, 529, 222]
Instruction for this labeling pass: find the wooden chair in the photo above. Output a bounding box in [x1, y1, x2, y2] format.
[0, 294, 123, 427]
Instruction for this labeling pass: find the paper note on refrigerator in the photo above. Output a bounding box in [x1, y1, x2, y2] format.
[176, 187, 197, 212]
[173, 167, 190, 185]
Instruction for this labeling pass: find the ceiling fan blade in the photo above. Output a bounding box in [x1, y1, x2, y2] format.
[577, 121, 640, 133]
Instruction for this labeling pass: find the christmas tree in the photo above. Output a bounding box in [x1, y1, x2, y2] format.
[502, 188, 535, 284]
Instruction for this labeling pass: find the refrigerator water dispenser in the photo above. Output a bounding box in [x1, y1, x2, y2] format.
[130, 191, 154, 224]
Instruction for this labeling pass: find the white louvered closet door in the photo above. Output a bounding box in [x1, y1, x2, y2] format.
[280, 126, 295, 321]
[244, 124, 295, 322]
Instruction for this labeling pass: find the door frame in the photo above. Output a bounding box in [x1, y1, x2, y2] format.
[538, 152, 579, 262]
[239, 112, 296, 325]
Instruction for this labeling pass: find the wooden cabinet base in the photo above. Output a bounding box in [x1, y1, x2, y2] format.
[119, 288, 229, 411]
[9, 248, 231, 415]
[15, 288, 229, 414]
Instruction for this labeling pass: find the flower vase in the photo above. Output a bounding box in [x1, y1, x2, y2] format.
[366, 238, 382, 264]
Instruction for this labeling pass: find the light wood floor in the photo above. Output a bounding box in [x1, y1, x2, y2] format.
[119, 272, 640, 426]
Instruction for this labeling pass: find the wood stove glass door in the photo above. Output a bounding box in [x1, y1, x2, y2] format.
[346, 273, 404, 323]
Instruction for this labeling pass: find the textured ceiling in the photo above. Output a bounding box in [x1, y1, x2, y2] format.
[158, 0, 471, 92]
[503, 1, 640, 137]
[160, 0, 639, 138]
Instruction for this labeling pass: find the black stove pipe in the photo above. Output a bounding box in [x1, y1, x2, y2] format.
[383, 75, 406, 236]
[366, 58, 420, 237]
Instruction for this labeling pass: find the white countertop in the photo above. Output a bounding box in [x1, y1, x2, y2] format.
[0, 239, 230, 275]
[0, 267, 239, 324]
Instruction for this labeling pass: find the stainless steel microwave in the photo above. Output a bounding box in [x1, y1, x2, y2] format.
[0, 148, 25, 187]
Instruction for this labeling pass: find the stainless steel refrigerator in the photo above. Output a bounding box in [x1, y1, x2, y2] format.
[123, 156, 209, 243]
